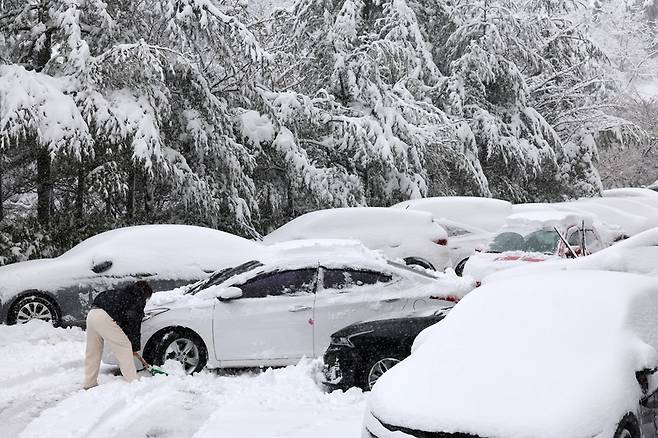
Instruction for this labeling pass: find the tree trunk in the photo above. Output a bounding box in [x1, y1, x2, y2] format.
[126, 165, 135, 220]
[76, 158, 85, 226]
[0, 155, 4, 222]
[36, 147, 52, 228]
[144, 174, 153, 221]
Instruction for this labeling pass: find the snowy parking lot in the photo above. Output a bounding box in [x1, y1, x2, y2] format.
[1, 321, 366, 438]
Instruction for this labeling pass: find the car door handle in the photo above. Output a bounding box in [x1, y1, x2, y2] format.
[382, 298, 401, 303]
[288, 305, 312, 312]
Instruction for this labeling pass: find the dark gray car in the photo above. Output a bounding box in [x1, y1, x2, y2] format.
[0, 225, 263, 326]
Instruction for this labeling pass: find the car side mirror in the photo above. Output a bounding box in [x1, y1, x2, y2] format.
[639, 369, 658, 408]
[91, 260, 113, 274]
[217, 286, 243, 302]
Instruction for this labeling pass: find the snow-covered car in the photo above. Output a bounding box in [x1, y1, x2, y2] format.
[364, 271, 658, 438]
[483, 227, 658, 282]
[433, 219, 492, 273]
[392, 196, 512, 232]
[0, 225, 263, 326]
[128, 240, 473, 373]
[462, 210, 619, 280]
[263, 207, 451, 271]
[648, 180, 658, 192]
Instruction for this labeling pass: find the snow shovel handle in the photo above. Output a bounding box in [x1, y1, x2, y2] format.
[134, 352, 150, 368]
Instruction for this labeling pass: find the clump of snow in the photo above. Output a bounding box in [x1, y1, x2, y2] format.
[239, 110, 275, 146]
[368, 271, 658, 438]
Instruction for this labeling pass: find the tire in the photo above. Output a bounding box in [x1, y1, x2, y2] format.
[614, 413, 640, 438]
[403, 257, 436, 271]
[455, 257, 469, 277]
[362, 353, 403, 391]
[152, 328, 208, 374]
[8, 294, 61, 325]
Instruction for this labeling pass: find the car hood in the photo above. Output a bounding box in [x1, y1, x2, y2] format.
[331, 309, 448, 338]
[0, 257, 82, 301]
[463, 251, 555, 281]
[368, 272, 658, 438]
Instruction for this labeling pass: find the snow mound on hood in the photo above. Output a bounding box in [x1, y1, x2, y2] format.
[369, 271, 658, 438]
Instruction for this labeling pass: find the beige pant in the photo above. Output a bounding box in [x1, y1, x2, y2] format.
[84, 308, 138, 388]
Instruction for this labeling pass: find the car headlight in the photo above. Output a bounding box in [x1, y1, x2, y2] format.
[330, 330, 373, 348]
[143, 308, 170, 322]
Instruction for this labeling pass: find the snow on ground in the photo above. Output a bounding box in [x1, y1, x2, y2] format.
[0, 321, 366, 438]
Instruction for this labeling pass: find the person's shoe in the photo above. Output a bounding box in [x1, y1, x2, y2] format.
[83, 383, 98, 390]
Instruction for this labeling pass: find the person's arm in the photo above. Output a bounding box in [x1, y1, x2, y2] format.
[119, 292, 144, 352]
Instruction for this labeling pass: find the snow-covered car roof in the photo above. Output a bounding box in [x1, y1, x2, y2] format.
[0, 225, 263, 300]
[483, 227, 658, 282]
[369, 271, 658, 438]
[504, 210, 595, 230]
[603, 187, 658, 198]
[555, 200, 649, 236]
[392, 196, 512, 232]
[262, 207, 446, 245]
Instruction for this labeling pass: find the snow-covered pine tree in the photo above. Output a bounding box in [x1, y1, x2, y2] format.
[415, 0, 600, 201]
[260, 0, 489, 221]
[1, 0, 275, 239]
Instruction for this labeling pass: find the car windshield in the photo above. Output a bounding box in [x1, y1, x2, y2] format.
[186, 260, 263, 295]
[487, 229, 560, 255]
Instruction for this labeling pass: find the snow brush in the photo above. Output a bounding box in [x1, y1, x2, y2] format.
[136, 353, 169, 376]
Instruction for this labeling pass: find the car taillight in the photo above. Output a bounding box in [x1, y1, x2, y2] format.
[436, 238, 448, 246]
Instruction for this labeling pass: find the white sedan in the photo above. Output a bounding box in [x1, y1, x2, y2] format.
[129, 240, 473, 373]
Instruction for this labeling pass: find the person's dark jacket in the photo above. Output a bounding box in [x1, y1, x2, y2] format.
[92, 285, 148, 352]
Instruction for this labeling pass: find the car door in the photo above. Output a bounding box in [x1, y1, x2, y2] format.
[212, 268, 318, 366]
[313, 267, 405, 356]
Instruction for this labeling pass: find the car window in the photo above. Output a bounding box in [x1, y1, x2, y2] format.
[188, 260, 263, 295]
[585, 230, 603, 253]
[238, 269, 317, 298]
[322, 269, 392, 291]
[567, 230, 582, 247]
[441, 224, 470, 237]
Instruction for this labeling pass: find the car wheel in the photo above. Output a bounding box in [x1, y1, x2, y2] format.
[455, 257, 469, 277]
[8, 295, 61, 325]
[403, 257, 436, 271]
[614, 413, 640, 438]
[152, 329, 208, 374]
[364, 354, 402, 391]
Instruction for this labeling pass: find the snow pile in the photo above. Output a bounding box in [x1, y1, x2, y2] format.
[0, 321, 366, 438]
[392, 196, 513, 232]
[368, 271, 658, 438]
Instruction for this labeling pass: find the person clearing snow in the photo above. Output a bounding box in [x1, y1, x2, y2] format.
[83, 281, 153, 389]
